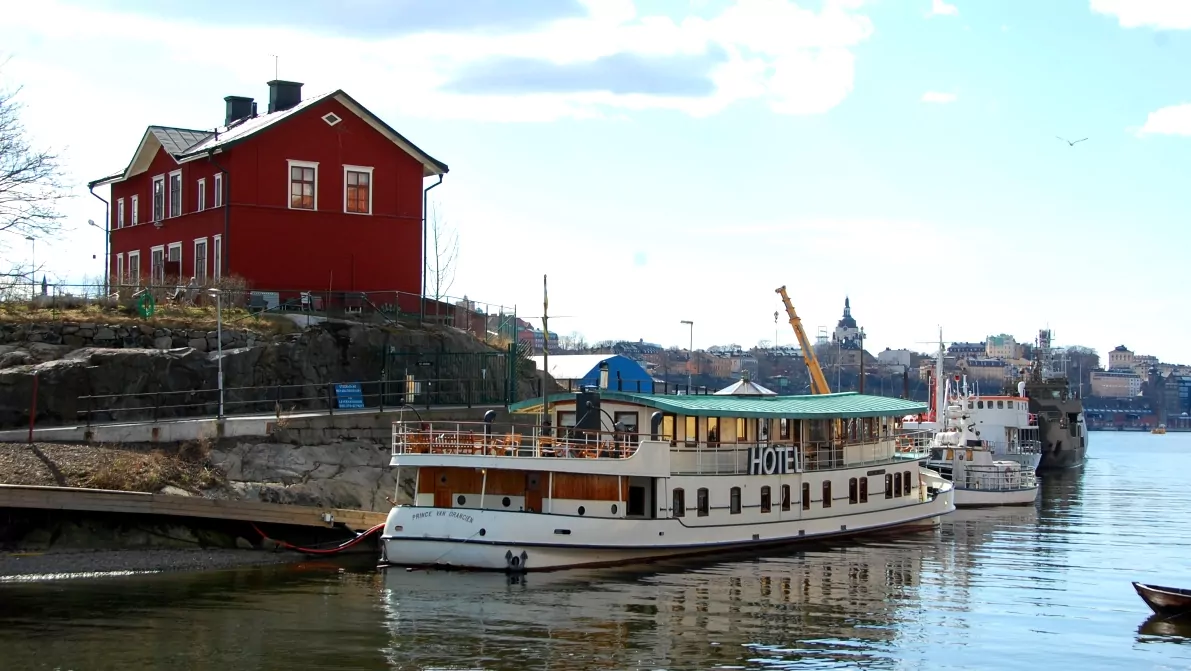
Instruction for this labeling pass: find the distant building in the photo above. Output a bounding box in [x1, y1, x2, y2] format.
[877, 348, 912, 371]
[832, 297, 863, 350]
[959, 358, 1009, 386]
[518, 328, 559, 354]
[1109, 345, 1135, 371]
[530, 354, 652, 390]
[1090, 369, 1142, 398]
[948, 342, 985, 358]
[985, 334, 1021, 360]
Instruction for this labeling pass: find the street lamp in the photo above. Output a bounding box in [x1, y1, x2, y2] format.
[207, 288, 225, 420]
[88, 218, 108, 293]
[680, 319, 694, 390]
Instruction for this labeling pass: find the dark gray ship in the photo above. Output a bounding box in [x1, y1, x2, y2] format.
[1023, 330, 1088, 471]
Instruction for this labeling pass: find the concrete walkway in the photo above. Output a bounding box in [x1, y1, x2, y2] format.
[0, 404, 507, 445]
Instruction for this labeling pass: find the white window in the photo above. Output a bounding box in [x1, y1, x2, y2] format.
[150, 245, 165, 284]
[168, 242, 182, 280]
[116, 198, 125, 229]
[212, 234, 222, 280]
[127, 250, 140, 285]
[194, 238, 208, 284]
[115, 253, 125, 285]
[343, 164, 373, 215]
[214, 173, 223, 207]
[168, 170, 182, 217]
[288, 159, 318, 210]
[197, 178, 207, 211]
[131, 195, 139, 225]
[152, 175, 165, 221]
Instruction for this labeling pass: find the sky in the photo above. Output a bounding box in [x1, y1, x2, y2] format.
[2, 0, 1190, 363]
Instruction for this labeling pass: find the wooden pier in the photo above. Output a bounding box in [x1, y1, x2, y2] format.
[0, 484, 386, 531]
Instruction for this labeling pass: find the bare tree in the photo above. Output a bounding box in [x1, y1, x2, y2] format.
[425, 201, 459, 301]
[0, 71, 69, 274]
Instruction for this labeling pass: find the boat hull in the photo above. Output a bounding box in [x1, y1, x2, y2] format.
[1133, 582, 1191, 617]
[954, 486, 1038, 508]
[381, 482, 954, 572]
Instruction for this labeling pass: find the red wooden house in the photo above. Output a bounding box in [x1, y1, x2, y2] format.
[89, 80, 448, 299]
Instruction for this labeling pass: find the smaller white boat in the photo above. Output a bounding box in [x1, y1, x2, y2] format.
[926, 404, 1038, 507]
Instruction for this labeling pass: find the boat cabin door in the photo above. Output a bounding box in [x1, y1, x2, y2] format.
[525, 472, 543, 513]
[433, 470, 452, 508]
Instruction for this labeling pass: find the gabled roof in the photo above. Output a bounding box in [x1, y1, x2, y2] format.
[89, 89, 447, 188]
[511, 391, 927, 419]
[714, 378, 777, 396]
[531, 354, 643, 382]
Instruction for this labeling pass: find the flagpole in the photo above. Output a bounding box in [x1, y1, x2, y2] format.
[540, 274, 549, 430]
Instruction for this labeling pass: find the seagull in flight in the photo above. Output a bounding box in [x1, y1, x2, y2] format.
[1057, 136, 1088, 146]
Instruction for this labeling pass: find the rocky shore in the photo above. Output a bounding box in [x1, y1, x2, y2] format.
[0, 547, 306, 580]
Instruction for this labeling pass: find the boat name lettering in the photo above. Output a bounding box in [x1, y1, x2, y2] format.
[748, 445, 797, 475]
[448, 511, 475, 524]
[867, 469, 886, 476]
[412, 511, 434, 520]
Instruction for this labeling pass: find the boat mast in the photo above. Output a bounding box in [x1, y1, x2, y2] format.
[935, 327, 946, 425]
[541, 274, 549, 430]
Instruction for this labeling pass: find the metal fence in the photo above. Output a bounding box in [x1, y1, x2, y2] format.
[76, 376, 512, 426]
[1, 280, 518, 347]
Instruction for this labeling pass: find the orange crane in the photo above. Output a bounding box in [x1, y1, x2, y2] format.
[775, 285, 832, 395]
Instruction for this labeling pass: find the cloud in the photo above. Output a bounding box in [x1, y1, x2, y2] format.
[443, 48, 727, 97]
[928, 0, 959, 17]
[921, 91, 958, 104]
[2, 0, 875, 123]
[1090, 0, 1191, 29]
[62, 0, 591, 37]
[1137, 104, 1191, 136]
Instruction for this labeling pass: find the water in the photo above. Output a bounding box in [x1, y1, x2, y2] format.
[2, 432, 1190, 670]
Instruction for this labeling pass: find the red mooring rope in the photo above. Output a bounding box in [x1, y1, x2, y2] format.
[249, 522, 385, 555]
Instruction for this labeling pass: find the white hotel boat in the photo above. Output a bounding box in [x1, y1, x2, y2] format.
[380, 386, 955, 572]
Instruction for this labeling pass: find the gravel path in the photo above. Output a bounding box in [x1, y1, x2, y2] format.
[0, 547, 306, 581]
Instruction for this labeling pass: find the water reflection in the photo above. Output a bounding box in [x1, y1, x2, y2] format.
[1137, 614, 1191, 644]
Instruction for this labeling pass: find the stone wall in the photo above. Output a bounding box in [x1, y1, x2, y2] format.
[0, 322, 258, 353]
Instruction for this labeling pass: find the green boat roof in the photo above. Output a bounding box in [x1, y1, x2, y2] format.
[509, 391, 927, 419]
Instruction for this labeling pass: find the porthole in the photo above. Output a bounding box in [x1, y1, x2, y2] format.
[578, 506, 586, 516]
[440, 475, 447, 484]
[479, 528, 487, 537]
[502, 496, 511, 508]
[611, 504, 618, 515]
[457, 495, 466, 505]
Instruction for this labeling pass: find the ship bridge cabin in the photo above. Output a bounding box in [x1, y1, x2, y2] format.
[390, 389, 932, 527]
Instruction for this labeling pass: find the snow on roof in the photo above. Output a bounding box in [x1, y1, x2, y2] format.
[177, 90, 338, 159]
[531, 354, 622, 381]
[714, 378, 778, 396]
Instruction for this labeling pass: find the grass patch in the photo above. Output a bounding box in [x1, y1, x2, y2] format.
[85, 439, 225, 493]
[0, 302, 297, 336]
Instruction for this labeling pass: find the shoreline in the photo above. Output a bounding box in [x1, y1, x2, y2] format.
[0, 547, 308, 582]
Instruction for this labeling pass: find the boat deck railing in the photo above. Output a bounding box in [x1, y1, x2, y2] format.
[391, 421, 641, 460]
[960, 464, 1038, 491]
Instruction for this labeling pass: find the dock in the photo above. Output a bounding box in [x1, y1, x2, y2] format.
[0, 484, 386, 532]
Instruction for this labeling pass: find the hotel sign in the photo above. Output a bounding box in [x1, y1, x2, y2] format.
[748, 445, 797, 475]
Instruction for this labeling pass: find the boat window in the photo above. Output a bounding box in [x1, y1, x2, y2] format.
[672, 489, 685, 518]
[707, 417, 720, 447]
[614, 411, 639, 445]
[885, 474, 893, 499]
[968, 402, 974, 409]
[802, 483, 811, 510]
[904, 471, 912, 496]
[809, 420, 829, 442]
[781, 484, 791, 511]
[684, 416, 698, 446]
[736, 417, 748, 442]
[860, 477, 869, 503]
[822, 481, 832, 508]
[779, 418, 790, 440]
[997, 401, 1004, 409]
[760, 486, 772, 513]
[662, 414, 675, 442]
[697, 488, 709, 517]
[730, 487, 742, 514]
[894, 472, 903, 497]
[558, 411, 577, 439]
[977, 401, 984, 409]
[848, 478, 858, 504]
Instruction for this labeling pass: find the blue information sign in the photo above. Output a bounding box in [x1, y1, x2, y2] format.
[334, 383, 365, 409]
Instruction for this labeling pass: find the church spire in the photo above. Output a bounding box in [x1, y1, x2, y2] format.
[843, 296, 851, 318]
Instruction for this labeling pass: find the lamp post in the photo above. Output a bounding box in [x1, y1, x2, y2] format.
[25, 235, 34, 298]
[208, 288, 224, 420]
[88, 218, 109, 294]
[680, 319, 694, 390]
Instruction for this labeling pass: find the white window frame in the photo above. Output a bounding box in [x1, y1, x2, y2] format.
[212, 234, 222, 280]
[167, 241, 182, 280]
[287, 159, 319, 210]
[127, 250, 141, 285]
[150, 245, 165, 284]
[115, 252, 125, 285]
[197, 178, 207, 211]
[116, 197, 125, 229]
[168, 170, 183, 218]
[342, 164, 374, 215]
[193, 237, 208, 284]
[131, 194, 139, 225]
[152, 175, 165, 221]
[214, 173, 223, 207]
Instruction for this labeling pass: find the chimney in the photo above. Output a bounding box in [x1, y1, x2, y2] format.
[224, 95, 254, 126]
[267, 80, 304, 113]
